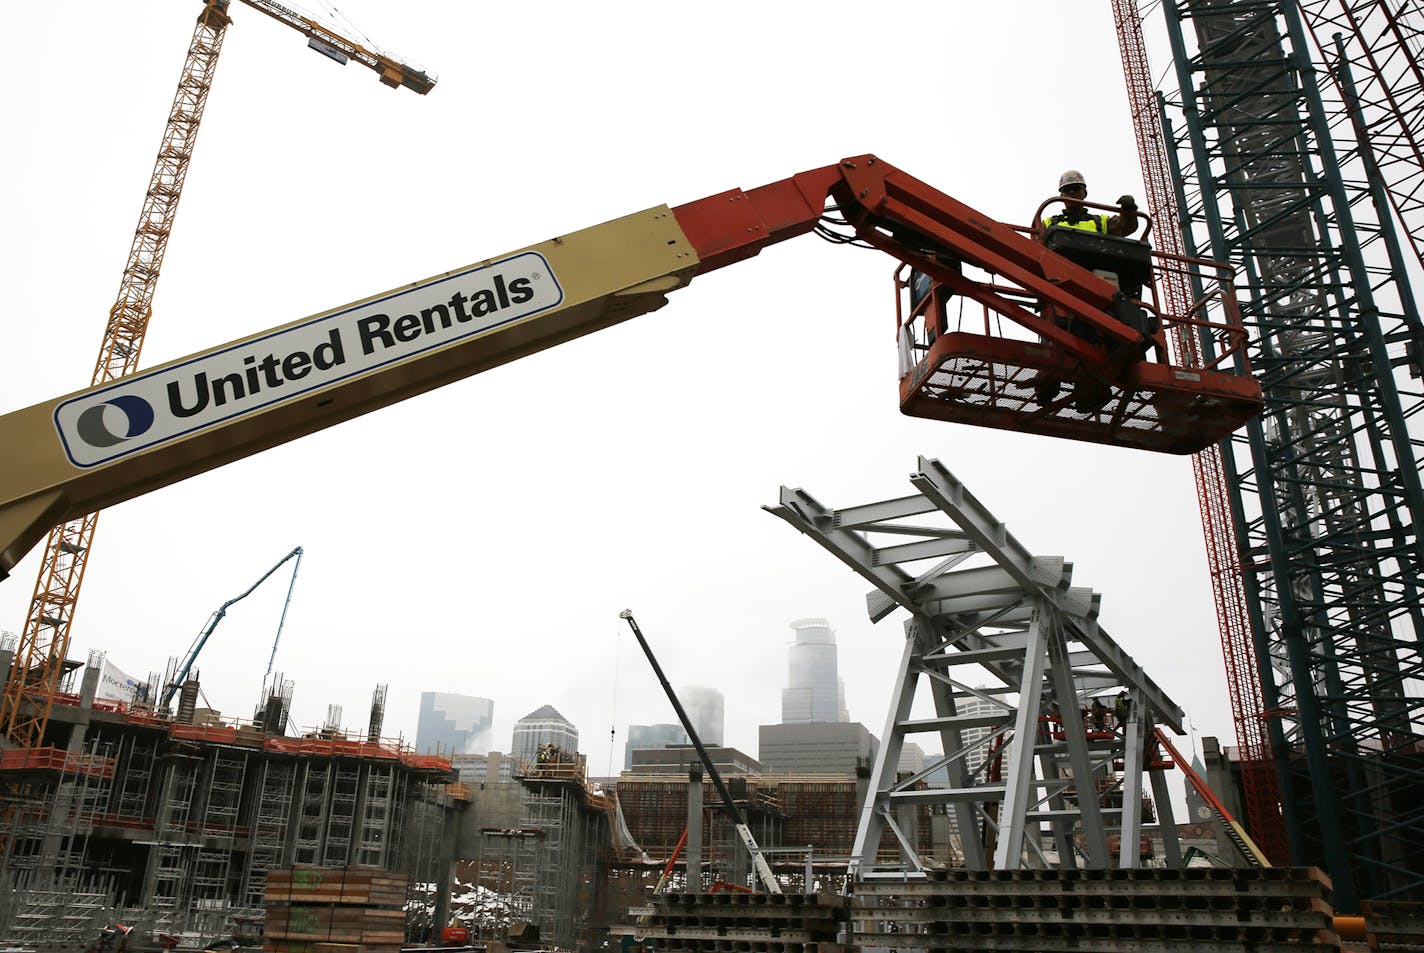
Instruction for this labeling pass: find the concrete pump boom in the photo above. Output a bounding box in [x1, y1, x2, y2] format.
[160, 545, 303, 709]
[0, 155, 1263, 584]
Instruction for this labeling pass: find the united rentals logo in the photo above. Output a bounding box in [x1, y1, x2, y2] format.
[55, 252, 562, 467]
[75, 395, 156, 447]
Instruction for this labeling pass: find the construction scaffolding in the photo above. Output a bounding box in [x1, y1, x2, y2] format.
[0, 667, 459, 946]
[509, 758, 612, 950]
[0, 740, 119, 945]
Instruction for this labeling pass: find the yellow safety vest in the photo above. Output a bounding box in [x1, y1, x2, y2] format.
[1042, 212, 1109, 234]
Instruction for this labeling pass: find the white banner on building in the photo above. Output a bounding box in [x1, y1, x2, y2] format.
[95, 657, 142, 703]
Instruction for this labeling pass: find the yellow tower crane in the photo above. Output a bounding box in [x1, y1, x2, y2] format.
[0, 0, 432, 750]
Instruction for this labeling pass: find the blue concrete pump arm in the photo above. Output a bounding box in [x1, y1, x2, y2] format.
[161, 545, 304, 708]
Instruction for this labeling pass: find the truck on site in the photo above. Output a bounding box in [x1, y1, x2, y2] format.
[0, 155, 1261, 581]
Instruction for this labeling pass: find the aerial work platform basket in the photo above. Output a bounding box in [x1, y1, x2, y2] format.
[892, 202, 1260, 455]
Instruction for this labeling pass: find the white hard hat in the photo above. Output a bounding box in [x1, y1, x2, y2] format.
[1058, 169, 1087, 191]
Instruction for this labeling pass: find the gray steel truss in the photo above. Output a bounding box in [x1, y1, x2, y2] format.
[766, 456, 1184, 880]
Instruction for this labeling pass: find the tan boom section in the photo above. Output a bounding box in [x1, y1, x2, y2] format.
[0, 208, 696, 578]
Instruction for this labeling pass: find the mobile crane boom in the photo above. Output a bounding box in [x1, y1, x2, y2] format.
[619, 609, 781, 894]
[0, 155, 1262, 581]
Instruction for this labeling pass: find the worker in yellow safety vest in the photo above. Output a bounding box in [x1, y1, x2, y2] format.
[1043, 169, 1140, 237]
[1032, 171, 1147, 411]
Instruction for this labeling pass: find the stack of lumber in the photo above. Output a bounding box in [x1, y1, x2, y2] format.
[853, 867, 1341, 953]
[263, 866, 407, 953]
[611, 892, 848, 953]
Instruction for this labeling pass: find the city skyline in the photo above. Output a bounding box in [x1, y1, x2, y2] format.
[511, 704, 579, 762]
[624, 722, 688, 769]
[781, 618, 849, 724]
[414, 691, 493, 755]
[682, 685, 725, 746]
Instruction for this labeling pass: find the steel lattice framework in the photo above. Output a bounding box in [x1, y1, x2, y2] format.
[768, 457, 1188, 878]
[1111, 0, 1289, 864]
[1297, 0, 1424, 274]
[1158, 0, 1424, 909]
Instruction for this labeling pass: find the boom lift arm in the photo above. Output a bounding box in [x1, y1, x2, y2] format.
[159, 545, 303, 708]
[619, 609, 781, 894]
[0, 155, 1262, 580]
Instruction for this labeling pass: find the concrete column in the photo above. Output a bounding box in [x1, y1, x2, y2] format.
[893, 772, 921, 867]
[685, 765, 703, 890]
[432, 797, 466, 939]
[140, 760, 179, 905]
[1148, 766, 1182, 866]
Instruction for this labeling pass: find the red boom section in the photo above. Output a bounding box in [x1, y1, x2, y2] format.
[672, 155, 1263, 454]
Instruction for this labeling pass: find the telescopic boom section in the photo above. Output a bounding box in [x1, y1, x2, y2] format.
[674, 156, 1262, 454]
[0, 156, 1260, 582]
[674, 156, 1144, 358]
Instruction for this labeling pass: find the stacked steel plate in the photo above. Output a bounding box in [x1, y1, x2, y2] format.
[853, 867, 1340, 953]
[1362, 900, 1424, 950]
[614, 892, 849, 953]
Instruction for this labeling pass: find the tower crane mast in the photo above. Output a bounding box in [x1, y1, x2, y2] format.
[0, 0, 431, 751]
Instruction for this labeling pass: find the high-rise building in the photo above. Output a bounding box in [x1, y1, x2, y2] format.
[681, 686, 725, 745]
[624, 723, 688, 770]
[415, 691, 493, 755]
[628, 744, 762, 777]
[511, 704, 579, 762]
[451, 750, 515, 784]
[897, 741, 926, 776]
[758, 722, 876, 776]
[781, 618, 848, 724]
[954, 691, 1000, 779]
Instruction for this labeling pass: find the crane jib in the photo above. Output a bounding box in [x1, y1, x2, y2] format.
[53, 253, 562, 469]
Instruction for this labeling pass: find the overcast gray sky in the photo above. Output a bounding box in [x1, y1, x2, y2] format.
[0, 1, 1224, 791]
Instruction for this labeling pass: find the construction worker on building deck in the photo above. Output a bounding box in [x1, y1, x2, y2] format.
[1044, 169, 1140, 238]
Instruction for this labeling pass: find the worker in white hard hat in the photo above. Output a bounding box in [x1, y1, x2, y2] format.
[1032, 170, 1146, 410]
[1043, 170, 1139, 237]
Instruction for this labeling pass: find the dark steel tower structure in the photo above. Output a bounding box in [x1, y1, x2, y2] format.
[1156, 0, 1424, 911]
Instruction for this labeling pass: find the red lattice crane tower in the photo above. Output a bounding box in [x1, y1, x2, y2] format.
[1109, 0, 1290, 863]
[0, 0, 432, 751]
